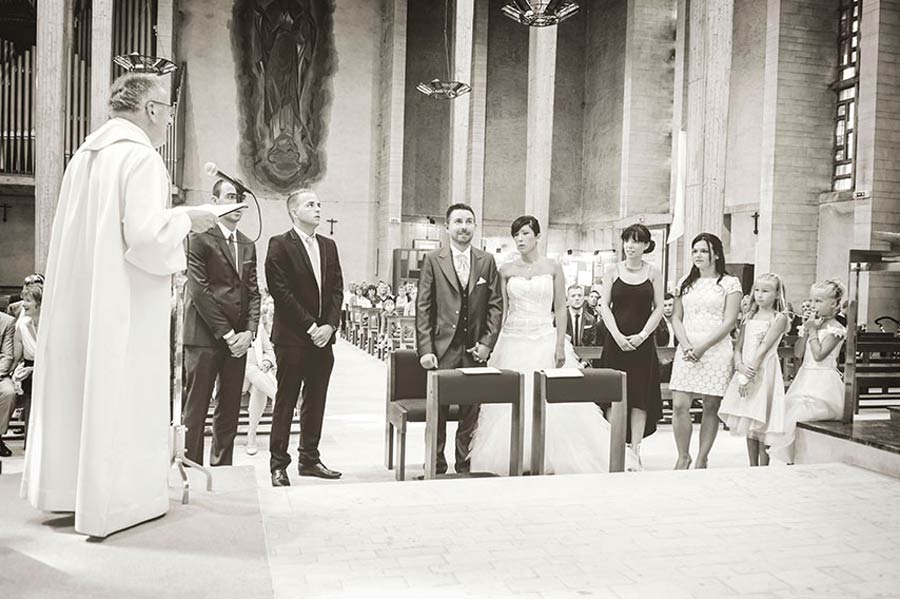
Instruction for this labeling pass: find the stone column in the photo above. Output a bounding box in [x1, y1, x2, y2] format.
[449, 0, 474, 207]
[684, 0, 732, 271]
[35, 0, 72, 271]
[758, 0, 834, 305]
[855, 0, 900, 324]
[524, 25, 557, 248]
[89, 0, 113, 132]
[376, 0, 407, 281]
[467, 0, 489, 246]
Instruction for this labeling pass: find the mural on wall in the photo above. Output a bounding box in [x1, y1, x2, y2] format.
[231, 0, 336, 192]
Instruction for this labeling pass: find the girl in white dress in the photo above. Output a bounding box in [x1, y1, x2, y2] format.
[244, 295, 277, 455]
[468, 216, 615, 475]
[768, 279, 847, 462]
[718, 273, 790, 466]
[670, 233, 743, 469]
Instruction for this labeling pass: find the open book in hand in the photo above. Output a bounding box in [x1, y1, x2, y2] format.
[173, 203, 250, 218]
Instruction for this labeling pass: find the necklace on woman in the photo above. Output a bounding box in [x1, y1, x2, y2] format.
[623, 261, 643, 272]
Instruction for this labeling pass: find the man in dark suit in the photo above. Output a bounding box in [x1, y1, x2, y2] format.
[265, 189, 344, 486]
[182, 180, 260, 467]
[655, 293, 677, 382]
[566, 284, 601, 347]
[416, 203, 503, 475]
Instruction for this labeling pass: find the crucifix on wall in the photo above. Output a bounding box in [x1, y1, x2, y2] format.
[326, 218, 337, 235]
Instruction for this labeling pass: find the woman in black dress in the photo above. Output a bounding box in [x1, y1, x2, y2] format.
[599, 224, 665, 470]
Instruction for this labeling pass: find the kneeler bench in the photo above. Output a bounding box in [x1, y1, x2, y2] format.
[424, 369, 524, 480]
[385, 350, 460, 481]
[531, 369, 628, 474]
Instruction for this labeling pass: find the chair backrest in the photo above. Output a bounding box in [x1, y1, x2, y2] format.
[362, 307, 382, 331]
[537, 369, 626, 404]
[429, 370, 522, 407]
[350, 306, 363, 325]
[388, 349, 428, 401]
[532, 368, 627, 473]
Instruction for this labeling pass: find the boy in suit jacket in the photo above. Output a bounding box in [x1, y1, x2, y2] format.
[182, 180, 260, 467]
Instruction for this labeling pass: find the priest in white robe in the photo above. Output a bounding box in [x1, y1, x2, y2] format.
[21, 73, 217, 538]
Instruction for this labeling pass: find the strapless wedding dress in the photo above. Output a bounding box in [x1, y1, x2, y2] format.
[467, 274, 613, 475]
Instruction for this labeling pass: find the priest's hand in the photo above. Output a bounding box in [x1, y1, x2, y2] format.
[227, 331, 253, 357]
[186, 209, 219, 232]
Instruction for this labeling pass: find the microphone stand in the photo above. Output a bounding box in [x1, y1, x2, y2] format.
[170, 275, 212, 504]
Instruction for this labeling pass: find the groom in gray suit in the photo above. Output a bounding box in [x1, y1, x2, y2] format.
[415, 203, 504, 474]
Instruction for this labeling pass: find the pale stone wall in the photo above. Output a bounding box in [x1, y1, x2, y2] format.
[0, 194, 35, 286]
[177, 0, 382, 286]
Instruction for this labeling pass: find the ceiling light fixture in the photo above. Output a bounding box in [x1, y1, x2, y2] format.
[416, 0, 471, 100]
[501, 0, 580, 27]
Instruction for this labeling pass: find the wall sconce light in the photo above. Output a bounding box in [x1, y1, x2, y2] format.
[501, 0, 580, 27]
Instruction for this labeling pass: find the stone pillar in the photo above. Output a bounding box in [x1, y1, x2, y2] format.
[90, 0, 113, 132]
[668, 0, 688, 282]
[376, 0, 407, 281]
[684, 0, 732, 271]
[449, 0, 474, 207]
[524, 25, 557, 248]
[35, 0, 72, 271]
[757, 0, 834, 305]
[855, 0, 900, 325]
[468, 0, 488, 246]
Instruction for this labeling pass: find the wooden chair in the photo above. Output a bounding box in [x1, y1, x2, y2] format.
[424, 369, 524, 479]
[348, 306, 363, 345]
[531, 369, 628, 474]
[382, 314, 416, 358]
[384, 350, 459, 481]
[360, 308, 382, 355]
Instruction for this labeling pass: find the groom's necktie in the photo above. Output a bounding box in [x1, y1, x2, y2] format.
[455, 253, 470, 285]
[574, 313, 581, 346]
[228, 232, 239, 269]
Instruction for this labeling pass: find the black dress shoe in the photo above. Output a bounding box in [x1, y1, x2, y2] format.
[271, 469, 291, 487]
[0, 441, 11, 457]
[297, 462, 342, 480]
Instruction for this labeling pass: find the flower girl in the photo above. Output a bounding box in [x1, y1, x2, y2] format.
[767, 279, 847, 462]
[719, 273, 790, 466]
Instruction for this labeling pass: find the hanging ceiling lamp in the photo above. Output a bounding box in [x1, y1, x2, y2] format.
[501, 0, 580, 27]
[416, 0, 471, 100]
[113, 52, 178, 75]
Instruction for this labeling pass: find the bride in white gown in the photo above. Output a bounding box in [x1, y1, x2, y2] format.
[468, 216, 614, 475]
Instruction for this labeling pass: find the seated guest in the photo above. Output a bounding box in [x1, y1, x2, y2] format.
[566, 284, 600, 347]
[0, 310, 16, 457]
[403, 283, 418, 316]
[244, 296, 276, 455]
[7, 273, 45, 319]
[395, 281, 414, 312]
[12, 283, 41, 398]
[376, 281, 391, 305]
[785, 301, 803, 338]
[358, 284, 380, 309]
[655, 293, 677, 382]
[585, 287, 601, 317]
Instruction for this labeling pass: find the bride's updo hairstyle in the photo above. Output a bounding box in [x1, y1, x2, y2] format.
[511, 215, 541, 237]
[621, 223, 655, 254]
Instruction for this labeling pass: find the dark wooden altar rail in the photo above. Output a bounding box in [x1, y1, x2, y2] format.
[0, 42, 34, 176]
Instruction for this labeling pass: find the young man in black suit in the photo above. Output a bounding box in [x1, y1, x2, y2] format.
[182, 180, 260, 467]
[566, 284, 601, 347]
[265, 189, 344, 486]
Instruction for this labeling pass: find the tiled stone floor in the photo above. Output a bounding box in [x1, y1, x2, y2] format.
[4, 339, 899, 598]
[260, 463, 900, 598]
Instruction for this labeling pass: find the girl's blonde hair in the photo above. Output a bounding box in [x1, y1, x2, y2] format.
[747, 272, 786, 319]
[811, 278, 846, 311]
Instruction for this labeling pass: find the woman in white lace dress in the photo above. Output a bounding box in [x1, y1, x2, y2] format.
[468, 216, 613, 475]
[669, 233, 743, 469]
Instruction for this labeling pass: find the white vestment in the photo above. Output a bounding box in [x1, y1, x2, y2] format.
[21, 118, 191, 537]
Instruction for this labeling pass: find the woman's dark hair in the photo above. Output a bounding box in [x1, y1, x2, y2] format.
[366, 285, 378, 297]
[510, 215, 541, 237]
[679, 232, 729, 297]
[621, 224, 655, 254]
